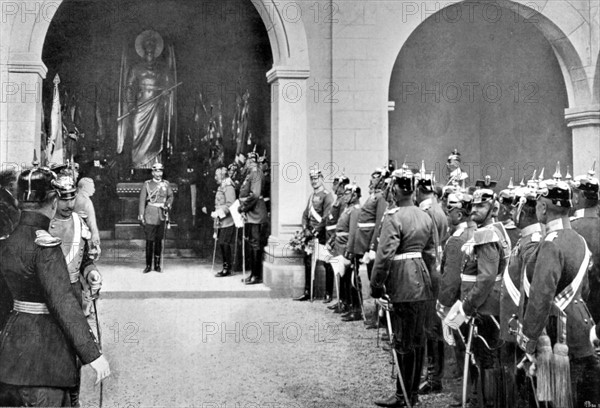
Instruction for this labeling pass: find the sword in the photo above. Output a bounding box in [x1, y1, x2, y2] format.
[310, 238, 317, 302]
[160, 209, 169, 272]
[462, 321, 475, 408]
[378, 297, 412, 408]
[91, 288, 103, 408]
[210, 227, 218, 274]
[117, 82, 183, 122]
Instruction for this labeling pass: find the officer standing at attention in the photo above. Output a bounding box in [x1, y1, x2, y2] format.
[0, 167, 109, 407]
[139, 162, 174, 273]
[371, 166, 437, 408]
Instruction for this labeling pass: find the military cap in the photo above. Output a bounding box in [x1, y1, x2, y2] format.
[474, 175, 497, 189]
[390, 164, 414, 192]
[472, 189, 496, 204]
[53, 174, 77, 200]
[572, 161, 599, 199]
[446, 191, 473, 214]
[17, 167, 58, 202]
[151, 162, 164, 171]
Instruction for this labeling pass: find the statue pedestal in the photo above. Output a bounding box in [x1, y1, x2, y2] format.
[115, 182, 178, 240]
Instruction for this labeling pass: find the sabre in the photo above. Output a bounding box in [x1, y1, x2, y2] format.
[462, 321, 475, 408]
[310, 238, 318, 302]
[160, 209, 169, 272]
[241, 223, 246, 281]
[90, 287, 103, 408]
[117, 82, 183, 122]
[210, 226, 218, 274]
[378, 297, 412, 408]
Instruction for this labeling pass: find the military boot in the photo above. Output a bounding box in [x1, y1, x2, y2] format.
[143, 241, 153, 273]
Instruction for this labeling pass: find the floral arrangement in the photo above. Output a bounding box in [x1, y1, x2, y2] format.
[288, 230, 314, 254]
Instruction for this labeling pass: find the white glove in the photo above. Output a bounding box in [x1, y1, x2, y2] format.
[210, 211, 217, 219]
[590, 325, 599, 347]
[89, 355, 110, 385]
[361, 253, 370, 264]
[443, 300, 467, 330]
[87, 270, 102, 294]
[216, 209, 226, 219]
[368, 250, 376, 262]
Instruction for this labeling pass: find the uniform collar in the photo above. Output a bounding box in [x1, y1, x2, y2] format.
[19, 211, 51, 230]
[418, 197, 434, 210]
[520, 223, 542, 238]
[546, 217, 570, 233]
[574, 207, 599, 218]
[455, 221, 469, 230]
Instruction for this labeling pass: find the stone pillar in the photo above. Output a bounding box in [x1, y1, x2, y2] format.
[0, 52, 46, 169]
[262, 66, 328, 298]
[565, 105, 600, 176]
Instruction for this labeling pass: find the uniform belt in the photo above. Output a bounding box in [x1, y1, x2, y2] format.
[69, 271, 79, 284]
[460, 274, 502, 283]
[393, 252, 422, 260]
[326, 225, 337, 231]
[336, 231, 349, 237]
[357, 222, 375, 229]
[13, 300, 50, 314]
[148, 202, 165, 207]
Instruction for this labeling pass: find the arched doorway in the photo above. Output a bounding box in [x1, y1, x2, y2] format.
[388, 1, 580, 185]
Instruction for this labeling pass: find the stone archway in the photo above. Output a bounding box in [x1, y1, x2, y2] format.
[0, 0, 310, 240]
[383, 0, 598, 176]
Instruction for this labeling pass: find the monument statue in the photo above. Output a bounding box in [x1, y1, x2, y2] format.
[117, 30, 179, 169]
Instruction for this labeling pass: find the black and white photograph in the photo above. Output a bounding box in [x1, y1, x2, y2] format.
[0, 0, 599, 407]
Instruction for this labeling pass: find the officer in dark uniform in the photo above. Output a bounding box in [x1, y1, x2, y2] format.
[498, 181, 542, 408]
[518, 168, 600, 407]
[323, 173, 350, 304]
[330, 183, 361, 316]
[212, 167, 237, 277]
[0, 169, 20, 237]
[371, 166, 437, 408]
[569, 162, 599, 323]
[446, 183, 508, 408]
[138, 162, 174, 273]
[238, 150, 268, 285]
[415, 161, 449, 395]
[294, 169, 335, 301]
[0, 167, 110, 407]
[497, 179, 520, 247]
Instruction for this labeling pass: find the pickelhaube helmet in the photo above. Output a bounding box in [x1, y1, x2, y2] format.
[344, 182, 361, 198]
[446, 191, 473, 214]
[447, 148, 461, 164]
[247, 145, 259, 162]
[309, 169, 323, 179]
[572, 160, 599, 200]
[333, 169, 350, 187]
[390, 164, 415, 193]
[53, 174, 77, 200]
[17, 167, 58, 202]
[371, 163, 391, 179]
[536, 162, 572, 208]
[151, 162, 164, 171]
[472, 176, 497, 204]
[498, 178, 515, 206]
[416, 160, 435, 192]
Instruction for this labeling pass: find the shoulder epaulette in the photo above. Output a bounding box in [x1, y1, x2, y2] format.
[222, 179, 232, 187]
[472, 226, 500, 246]
[385, 207, 399, 215]
[75, 213, 92, 240]
[452, 227, 466, 237]
[531, 231, 542, 242]
[35, 230, 62, 247]
[569, 215, 582, 222]
[545, 232, 558, 242]
[77, 210, 88, 220]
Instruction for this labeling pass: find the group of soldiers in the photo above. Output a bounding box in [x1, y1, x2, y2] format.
[0, 163, 110, 407]
[293, 151, 600, 408]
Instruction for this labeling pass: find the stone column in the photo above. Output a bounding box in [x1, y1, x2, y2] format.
[565, 105, 600, 176]
[0, 52, 46, 169]
[263, 66, 319, 297]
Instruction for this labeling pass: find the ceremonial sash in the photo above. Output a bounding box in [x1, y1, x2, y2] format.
[554, 237, 591, 311]
[308, 195, 322, 223]
[393, 252, 422, 261]
[503, 268, 520, 306]
[65, 213, 81, 282]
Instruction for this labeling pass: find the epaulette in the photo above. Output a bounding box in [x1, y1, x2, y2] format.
[531, 231, 542, 242]
[77, 210, 88, 220]
[222, 178, 232, 187]
[569, 215, 582, 222]
[452, 227, 466, 237]
[385, 207, 399, 215]
[472, 226, 500, 246]
[35, 230, 62, 247]
[545, 232, 558, 242]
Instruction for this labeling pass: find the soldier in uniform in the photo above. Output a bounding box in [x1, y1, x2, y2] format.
[238, 150, 268, 285]
[446, 183, 509, 408]
[294, 169, 335, 301]
[330, 183, 362, 316]
[51, 173, 103, 407]
[138, 162, 174, 273]
[518, 169, 600, 407]
[497, 179, 520, 247]
[346, 165, 390, 325]
[415, 161, 449, 395]
[498, 180, 542, 408]
[569, 163, 599, 323]
[323, 173, 350, 304]
[0, 167, 109, 407]
[212, 167, 237, 277]
[371, 167, 437, 408]
[0, 169, 20, 238]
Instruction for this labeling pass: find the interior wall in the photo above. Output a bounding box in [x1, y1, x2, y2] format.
[388, 5, 572, 185]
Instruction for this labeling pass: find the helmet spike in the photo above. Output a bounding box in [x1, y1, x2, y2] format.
[519, 177, 525, 187]
[420, 160, 426, 179]
[538, 168, 544, 181]
[553, 161, 562, 181]
[589, 160, 597, 178]
[508, 177, 514, 189]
